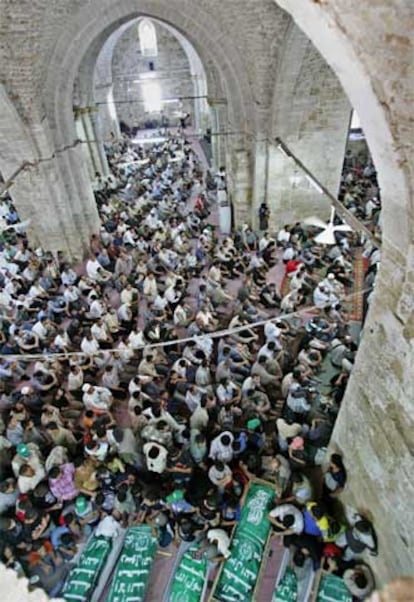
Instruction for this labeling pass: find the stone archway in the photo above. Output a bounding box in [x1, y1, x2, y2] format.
[40, 1, 257, 248]
[274, 0, 414, 583]
[91, 18, 212, 160]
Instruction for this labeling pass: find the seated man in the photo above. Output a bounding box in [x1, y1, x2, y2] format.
[259, 282, 281, 308]
[268, 502, 304, 536]
[48, 463, 79, 503]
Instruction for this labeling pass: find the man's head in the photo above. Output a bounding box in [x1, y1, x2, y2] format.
[148, 445, 160, 459]
[112, 427, 124, 443]
[220, 434, 231, 447]
[282, 514, 295, 528]
[19, 464, 35, 478]
[310, 503, 324, 519]
[214, 461, 225, 473]
[293, 550, 306, 567]
[48, 466, 61, 480]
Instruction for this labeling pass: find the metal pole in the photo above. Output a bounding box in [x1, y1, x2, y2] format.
[274, 137, 381, 246]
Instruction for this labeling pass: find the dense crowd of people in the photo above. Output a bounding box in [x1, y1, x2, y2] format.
[0, 133, 380, 598]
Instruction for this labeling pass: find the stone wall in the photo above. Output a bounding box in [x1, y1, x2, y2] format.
[112, 21, 193, 128]
[0, 85, 100, 259]
[264, 24, 351, 230]
[275, 0, 414, 585]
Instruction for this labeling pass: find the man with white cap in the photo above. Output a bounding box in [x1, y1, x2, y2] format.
[320, 272, 344, 297]
[313, 283, 337, 308]
[82, 384, 113, 413]
[11, 442, 43, 480]
[19, 386, 42, 412]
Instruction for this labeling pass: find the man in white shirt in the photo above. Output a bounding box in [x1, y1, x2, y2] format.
[268, 503, 304, 535]
[143, 272, 158, 301]
[282, 244, 296, 262]
[117, 302, 133, 327]
[88, 296, 105, 320]
[143, 442, 168, 473]
[86, 255, 102, 281]
[64, 284, 80, 308]
[190, 401, 209, 431]
[80, 332, 100, 355]
[120, 283, 138, 306]
[185, 385, 202, 413]
[61, 266, 78, 287]
[313, 284, 337, 308]
[277, 225, 291, 247]
[128, 328, 146, 350]
[207, 528, 231, 558]
[32, 317, 49, 341]
[209, 432, 234, 463]
[67, 365, 84, 394]
[91, 319, 113, 347]
[82, 384, 113, 413]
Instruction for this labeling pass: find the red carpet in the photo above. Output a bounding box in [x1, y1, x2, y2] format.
[349, 252, 367, 321]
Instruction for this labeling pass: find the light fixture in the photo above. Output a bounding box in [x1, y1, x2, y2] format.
[304, 206, 352, 246]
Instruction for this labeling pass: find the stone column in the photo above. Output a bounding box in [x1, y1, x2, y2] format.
[74, 112, 95, 179]
[209, 100, 227, 172]
[89, 109, 110, 176]
[80, 108, 102, 177]
[331, 241, 414, 582]
[266, 140, 333, 231]
[0, 110, 101, 260]
[228, 148, 252, 227]
[95, 83, 121, 140]
[252, 138, 270, 231]
[6, 153, 98, 260]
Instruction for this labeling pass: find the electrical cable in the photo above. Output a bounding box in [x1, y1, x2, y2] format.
[0, 285, 372, 362]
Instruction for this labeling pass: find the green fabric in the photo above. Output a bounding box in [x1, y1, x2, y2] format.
[168, 545, 207, 602]
[316, 573, 352, 602]
[273, 567, 298, 602]
[246, 418, 261, 430]
[212, 483, 275, 602]
[63, 535, 112, 602]
[166, 489, 185, 503]
[107, 525, 158, 602]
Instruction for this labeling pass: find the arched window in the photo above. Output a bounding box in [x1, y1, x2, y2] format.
[138, 19, 158, 57]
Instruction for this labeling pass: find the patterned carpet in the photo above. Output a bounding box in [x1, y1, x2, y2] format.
[348, 251, 367, 321]
[279, 250, 367, 323]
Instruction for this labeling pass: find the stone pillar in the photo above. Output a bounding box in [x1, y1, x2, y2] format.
[74, 112, 95, 179]
[0, 104, 101, 260]
[267, 25, 351, 230]
[192, 74, 202, 134]
[252, 138, 270, 231]
[209, 100, 227, 172]
[89, 110, 110, 176]
[266, 140, 332, 231]
[80, 108, 102, 177]
[6, 150, 99, 260]
[95, 83, 121, 140]
[331, 241, 414, 582]
[229, 148, 252, 227]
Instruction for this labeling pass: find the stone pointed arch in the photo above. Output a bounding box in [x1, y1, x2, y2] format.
[43, 0, 255, 147]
